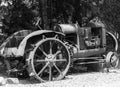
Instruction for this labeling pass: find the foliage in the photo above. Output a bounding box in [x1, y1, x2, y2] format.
[0, 0, 120, 35]
[0, 0, 40, 35]
[100, 0, 120, 34]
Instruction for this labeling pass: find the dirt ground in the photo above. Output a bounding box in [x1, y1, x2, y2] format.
[0, 67, 120, 87]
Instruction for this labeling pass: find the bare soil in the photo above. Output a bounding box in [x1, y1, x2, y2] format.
[0, 66, 120, 87]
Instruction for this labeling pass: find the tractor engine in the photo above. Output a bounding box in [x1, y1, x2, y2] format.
[84, 35, 101, 48]
[84, 27, 101, 48]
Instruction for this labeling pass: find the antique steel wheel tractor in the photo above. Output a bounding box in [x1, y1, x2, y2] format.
[0, 24, 118, 82]
[0, 0, 119, 83]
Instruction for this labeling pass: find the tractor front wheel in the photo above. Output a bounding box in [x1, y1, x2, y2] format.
[105, 51, 119, 69]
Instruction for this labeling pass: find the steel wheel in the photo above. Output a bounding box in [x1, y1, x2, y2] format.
[28, 38, 70, 82]
[106, 51, 119, 68]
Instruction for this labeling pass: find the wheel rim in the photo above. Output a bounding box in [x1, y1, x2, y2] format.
[106, 52, 119, 68]
[110, 53, 119, 68]
[30, 38, 70, 82]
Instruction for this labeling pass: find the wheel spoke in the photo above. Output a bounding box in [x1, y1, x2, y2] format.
[35, 54, 41, 58]
[53, 63, 63, 76]
[55, 59, 67, 62]
[35, 59, 47, 62]
[39, 47, 48, 57]
[38, 62, 49, 75]
[54, 50, 61, 58]
[49, 65, 52, 81]
[49, 41, 52, 54]
[57, 43, 63, 50]
[34, 63, 41, 67]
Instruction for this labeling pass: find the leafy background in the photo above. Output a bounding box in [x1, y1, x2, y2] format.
[0, 0, 120, 36]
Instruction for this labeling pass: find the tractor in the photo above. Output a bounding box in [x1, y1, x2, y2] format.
[0, 0, 119, 82]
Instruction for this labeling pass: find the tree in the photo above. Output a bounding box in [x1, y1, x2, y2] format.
[0, 0, 40, 35]
[1, 0, 119, 36]
[100, 0, 120, 34]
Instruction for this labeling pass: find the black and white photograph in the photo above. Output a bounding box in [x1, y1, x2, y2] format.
[0, 0, 120, 87]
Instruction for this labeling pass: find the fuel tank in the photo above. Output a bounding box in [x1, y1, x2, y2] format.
[55, 24, 77, 34]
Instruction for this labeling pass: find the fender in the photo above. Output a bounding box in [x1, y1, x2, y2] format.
[0, 30, 32, 56]
[16, 30, 64, 57]
[106, 31, 118, 52]
[0, 30, 32, 48]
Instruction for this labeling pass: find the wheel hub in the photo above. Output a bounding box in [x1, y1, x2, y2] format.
[111, 55, 117, 63]
[106, 51, 119, 68]
[47, 54, 53, 59]
[110, 54, 119, 67]
[45, 54, 56, 64]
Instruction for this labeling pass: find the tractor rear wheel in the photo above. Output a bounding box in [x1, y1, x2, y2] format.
[27, 38, 70, 82]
